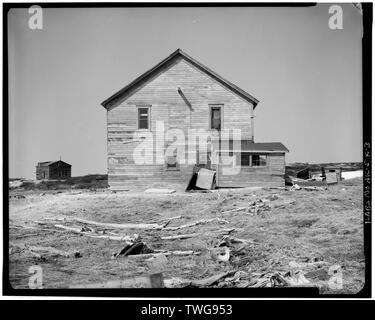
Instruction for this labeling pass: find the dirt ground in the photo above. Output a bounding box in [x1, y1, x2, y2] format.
[8, 177, 365, 294]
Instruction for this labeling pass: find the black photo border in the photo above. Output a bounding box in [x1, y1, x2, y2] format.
[2, 1, 372, 299]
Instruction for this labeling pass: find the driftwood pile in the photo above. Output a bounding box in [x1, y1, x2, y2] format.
[164, 269, 318, 288]
[10, 216, 232, 261]
[163, 255, 334, 289]
[220, 195, 296, 217]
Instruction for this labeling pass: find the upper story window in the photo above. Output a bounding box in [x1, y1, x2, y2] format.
[137, 106, 150, 130]
[210, 104, 223, 130]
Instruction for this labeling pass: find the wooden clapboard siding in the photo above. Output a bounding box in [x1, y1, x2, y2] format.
[107, 57, 256, 190]
[216, 153, 285, 188]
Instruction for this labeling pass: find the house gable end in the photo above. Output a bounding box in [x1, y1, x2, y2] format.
[101, 49, 259, 111]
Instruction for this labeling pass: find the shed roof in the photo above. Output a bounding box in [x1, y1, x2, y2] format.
[216, 140, 289, 153]
[240, 141, 289, 153]
[101, 49, 259, 110]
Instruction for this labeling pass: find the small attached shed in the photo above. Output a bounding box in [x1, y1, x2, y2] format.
[212, 140, 289, 188]
[36, 160, 72, 180]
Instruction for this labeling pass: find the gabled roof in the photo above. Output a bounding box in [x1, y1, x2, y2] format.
[37, 160, 71, 167]
[101, 49, 259, 110]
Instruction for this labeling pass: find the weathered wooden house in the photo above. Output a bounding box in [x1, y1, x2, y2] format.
[101, 49, 288, 191]
[36, 160, 71, 180]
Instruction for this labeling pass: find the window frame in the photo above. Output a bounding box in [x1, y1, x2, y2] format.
[209, 104, 223, 131]
[137, 106, 151, 130]
[239, 153, 268, 167]
[251, 154, 268, 167]
[240, 153, 251, 166]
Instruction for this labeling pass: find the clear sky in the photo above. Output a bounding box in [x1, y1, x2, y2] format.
[8, 4, 363, 179]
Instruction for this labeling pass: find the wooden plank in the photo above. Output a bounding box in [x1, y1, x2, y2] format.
[195, 168, 216, 190]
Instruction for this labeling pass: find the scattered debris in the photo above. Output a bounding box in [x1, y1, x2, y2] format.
[164, 271, 235, 288]
[271, 271, 311, 287]
[144, 189, 176, 194]
[217, 247, 231, 262]
[126, 250, 200, 259]
[165, 269, 317, 289]
[114, 239, 153, 257]
[265, 194, 279, 201]
[34, 219, 140, 242]
[221, 197, 296, 218]
[214, 228, 236, 234]
[113, 236, 200, 259]
[195, 168, 216, 190]
[311, 175, 325, 181]
[247, 199, 271, 216]
[218, 235, 253, 247]
[210, 247, 231, 262]
[10, 244, 81, 260]
[221, 207, 248, 215]
[163, 218, 229, 231]
[70, 273, 164, 288]
[307, 186, 327, 191]
[160, 233, 199, 240]
[39, 217, 163, 230]
[71, 217, 163, 230]
[291, 185, 326, 191]
[304, 269, 329, 281]
[9, 194, 26, 199]
[291, 184, 301, 191]
[289, 260, 329, 269]
[292, 178, 327, 187]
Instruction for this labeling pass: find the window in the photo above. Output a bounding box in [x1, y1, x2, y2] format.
[210, 105, 222, 130]
[252, 154, 267, 167]
[240, 153, 267, 167]
[138, 107, 150, 129]
[241, 153, 251, 166]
